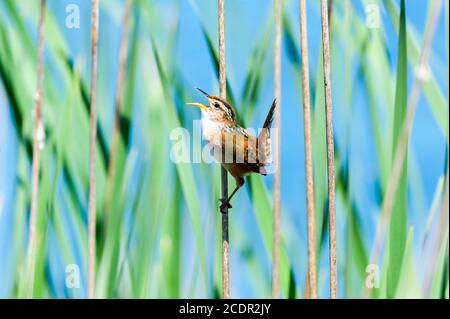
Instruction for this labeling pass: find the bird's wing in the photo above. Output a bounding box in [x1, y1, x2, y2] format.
[219, 129, 265, 172]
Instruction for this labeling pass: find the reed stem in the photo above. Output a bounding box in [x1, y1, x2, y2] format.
[88, 0, 99, 299]
[27, 0, 46, 299]
[299, 0, 317, 299]
[320, 0, 337, 299]
[104, 0, 132, 221]
[218, 0, 230, 299]
[272, 0, 282, 299]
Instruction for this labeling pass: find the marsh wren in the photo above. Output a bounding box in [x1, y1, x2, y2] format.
[188, 88, 277, 212]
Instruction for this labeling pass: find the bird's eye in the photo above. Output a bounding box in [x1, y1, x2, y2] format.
[214, 103, 220, 109]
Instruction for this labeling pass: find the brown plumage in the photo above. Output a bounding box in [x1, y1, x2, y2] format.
[188, 88, 277, 210]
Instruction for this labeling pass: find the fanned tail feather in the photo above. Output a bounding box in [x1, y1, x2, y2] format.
[257, 99, 277, 166]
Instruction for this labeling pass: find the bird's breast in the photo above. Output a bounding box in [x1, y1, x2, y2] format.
[201, 118, 225, 142]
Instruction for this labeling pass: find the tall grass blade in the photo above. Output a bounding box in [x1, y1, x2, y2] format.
[430, 228, 449, 298]
[151, 38, 208, 292]
[385, 0, 448, 138]
[386, 0, 408, 298]
[26, 0, 46, 298]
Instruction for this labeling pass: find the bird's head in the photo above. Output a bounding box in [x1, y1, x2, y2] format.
[187, 88, 236, 126]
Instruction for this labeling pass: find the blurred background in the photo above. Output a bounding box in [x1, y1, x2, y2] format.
[0, 0, 448, 298]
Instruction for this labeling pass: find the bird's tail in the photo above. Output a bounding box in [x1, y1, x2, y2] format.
[261, 98, 277, 130]
[257, 99, 277, 165]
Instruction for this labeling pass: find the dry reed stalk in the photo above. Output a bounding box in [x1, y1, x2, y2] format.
[271, 0, 282, 299]
[88, 0, 99, 299]
[218, 0, 230, 299]
[370, 0, 442, 270]
[299, 0, 317, 299]
[327, 0, 333, 32]
[320, 0, 337, 299]
[27, 0, 46, 299]
[105, 0, 132, 218]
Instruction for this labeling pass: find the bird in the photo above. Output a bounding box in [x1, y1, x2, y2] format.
[187, 87, 277, 212]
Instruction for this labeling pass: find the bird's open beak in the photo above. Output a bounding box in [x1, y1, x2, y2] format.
[186, 87, 211, 109]
[186, 102, 208, 110]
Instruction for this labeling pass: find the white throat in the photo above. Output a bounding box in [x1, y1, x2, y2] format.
[201, 114, 225, 142]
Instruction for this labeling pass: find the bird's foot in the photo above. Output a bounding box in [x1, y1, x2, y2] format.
[219, 198, 232, 213]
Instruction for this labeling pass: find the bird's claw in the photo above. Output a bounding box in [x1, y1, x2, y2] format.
[219, 198, 232, 212]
